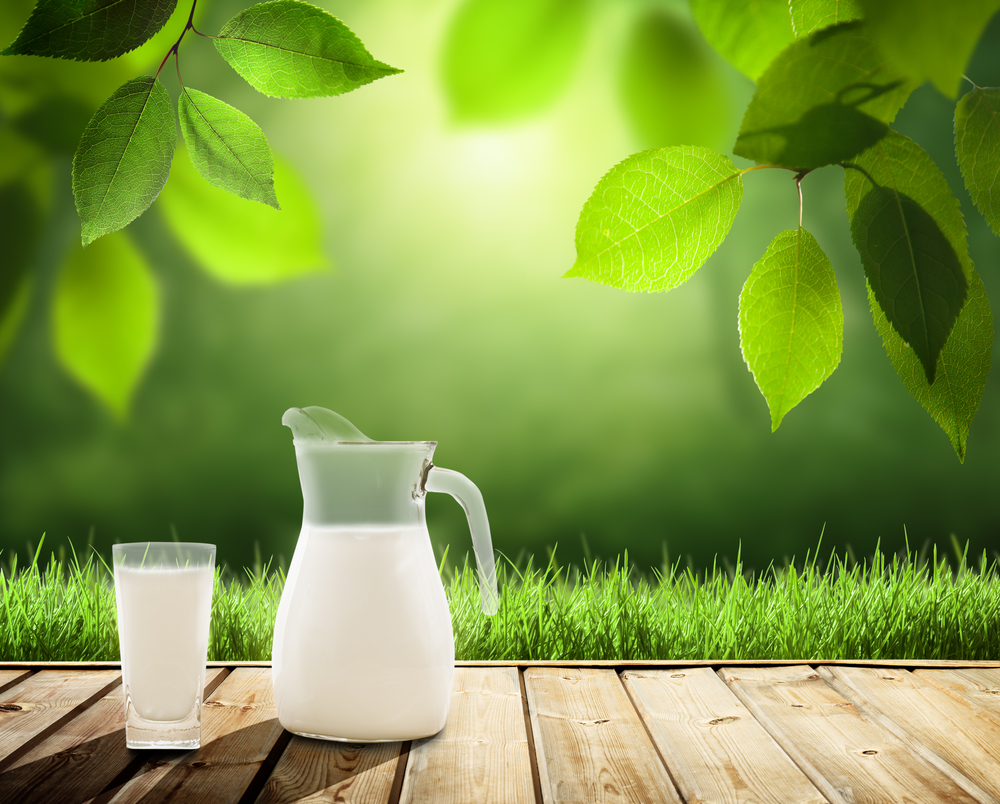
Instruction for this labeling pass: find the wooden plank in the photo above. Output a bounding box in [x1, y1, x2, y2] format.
[104, 668, 287, 804]
[5, 659, 1000, 669]
[399, 667, 535, 804]
[0, 670, 31, 696]
[820, 665, 1000, 803]
[916, 667, 1000, 727]
[468, 659, 1000, 669]
[0, 669, 228, 804]
[524, 667, 680, 804]
[622, 668, 825, 804]
[722, 665, 982, 804]
[0, 670, 121, 770]
[254, 737, 401, 804]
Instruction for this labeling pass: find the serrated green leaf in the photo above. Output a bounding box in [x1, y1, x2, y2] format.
[440, 0, 587, 123]
[739, 227, 843, 431]
[72, 76, 175, 246]
[859, 0, 1000, 99]
[53, 231, 158, 419]
[845, 130, 970, 385]
[567, 146, 743, 292]
[734, 22, 916, 170]
[158, 146, 326, 284]
[790, 0, 861, 38]
[689, 0, 795, 81]
[869, 269, 992, 461]
[214, 0, 401, 100]
[178, 88, 278, 209]
[619, 9, 729, 150]
[2, 0, 176, 61]
[956, 86, 1000, 238]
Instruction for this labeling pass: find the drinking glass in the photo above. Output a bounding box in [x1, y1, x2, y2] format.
[113, 542, 216, 749]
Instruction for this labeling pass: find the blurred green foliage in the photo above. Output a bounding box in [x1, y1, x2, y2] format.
[689, 0, 794, 81]
[54, 232, 159, 419]
[859, 0, 1000, 99]
[159, 148, 326, 283]
[440, 0, 588, 123]
[1, 0, 999, 577]
[618, 8, 729, 149]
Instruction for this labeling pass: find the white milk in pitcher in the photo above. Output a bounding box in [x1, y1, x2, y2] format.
[271, 525, 455, 742]
[115, 565, 214, 721]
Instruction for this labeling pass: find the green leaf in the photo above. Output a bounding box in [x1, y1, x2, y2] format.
[53, 231, 158, 419]
[859, 0, 1000, 99]
[158, 146, 327, 284]
[868, 269, 992, 461]
[789, 0, 861, 38]
[739, 228, 843, 431]
[214, 0, 401, 100]
[72, 76, 175, 246]
[689, 0, 795, 81]
[567, 147, 743, 292]
[2, 0, 176, 61]
[844, 130, 970, 385]
[440, 0, 587, 123]
[734, 22, 916, 170]
[618, 9, 730, 150]
[955, 86, 1000, 238]
[178, 88, 278, 209]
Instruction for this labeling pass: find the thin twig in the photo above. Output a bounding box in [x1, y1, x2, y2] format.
[155, 0, 199, 80]
[795, 171, 806, 228]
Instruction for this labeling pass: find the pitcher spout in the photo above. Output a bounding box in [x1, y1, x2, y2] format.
[282, 407, 372, 444]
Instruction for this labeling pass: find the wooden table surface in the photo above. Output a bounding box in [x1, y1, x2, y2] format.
[1, 660, 999, 803]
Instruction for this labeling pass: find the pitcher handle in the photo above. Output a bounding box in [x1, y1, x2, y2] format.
[424, 465, 498, 615]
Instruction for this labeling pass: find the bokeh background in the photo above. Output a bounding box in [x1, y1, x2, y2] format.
[1, 0, 999, 574]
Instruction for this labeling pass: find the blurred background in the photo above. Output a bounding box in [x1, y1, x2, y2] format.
[1, 0, 999, 575]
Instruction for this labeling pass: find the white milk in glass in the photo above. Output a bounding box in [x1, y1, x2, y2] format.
[115, 565, 214, 721]
[271, 525, 454, 742]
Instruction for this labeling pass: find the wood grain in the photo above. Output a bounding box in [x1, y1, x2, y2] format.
[461, 659, 1000, 669]
[722, 664, 981, 804]
[0, 670, 120, 770]
[4, 659, 1000, 669]
[105, 668, 286, 804]
[0, 670, 31, 696]
[525, 667, 679, 804]
[916, 667, 1000, 727]
[623, 667, 825, 804]
[400, 667, 535, 804]
[254, 737, 401, 804]
[0, 669, 227, 804]
[820, 665, 1000, 803]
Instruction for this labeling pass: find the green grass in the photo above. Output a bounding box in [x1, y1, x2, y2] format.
[2, 538, 998, 662]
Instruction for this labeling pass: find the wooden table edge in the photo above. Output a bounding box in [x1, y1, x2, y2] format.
[1, 659, 998, 668]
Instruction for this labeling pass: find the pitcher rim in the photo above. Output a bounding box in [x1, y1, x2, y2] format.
[290, 440, 438, 447]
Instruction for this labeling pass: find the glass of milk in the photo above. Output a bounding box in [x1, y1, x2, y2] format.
[113, 542, 216, 749]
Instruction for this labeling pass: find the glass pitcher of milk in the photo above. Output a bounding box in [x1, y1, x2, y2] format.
[272, 406, 498, 742]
